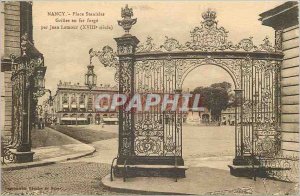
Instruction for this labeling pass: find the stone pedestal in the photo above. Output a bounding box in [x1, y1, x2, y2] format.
[115, 156, 187, 178]
[10, 149, 34, 163]
[229, 156, 261, 177]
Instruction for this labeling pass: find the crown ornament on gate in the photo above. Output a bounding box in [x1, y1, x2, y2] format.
[118, 4, 137, 34]
[202, 9, 217, 27]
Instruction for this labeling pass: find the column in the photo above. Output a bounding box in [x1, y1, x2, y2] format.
[115, 35, 139, 163]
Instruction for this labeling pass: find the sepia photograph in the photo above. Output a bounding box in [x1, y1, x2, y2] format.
[1, 0, 299, 195]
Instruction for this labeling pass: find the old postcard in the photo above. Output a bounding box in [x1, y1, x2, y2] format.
[1, 0, 299, 195]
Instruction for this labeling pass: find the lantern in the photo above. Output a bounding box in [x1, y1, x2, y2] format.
[35, 66, 46, 90]
[85, 64, 97, 90]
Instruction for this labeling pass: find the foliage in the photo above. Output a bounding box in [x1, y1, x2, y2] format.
[210, 82, 232, 92]
[193, 82, 232, 121]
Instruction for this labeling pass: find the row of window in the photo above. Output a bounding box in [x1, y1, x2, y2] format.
[62, 113, 117, 118]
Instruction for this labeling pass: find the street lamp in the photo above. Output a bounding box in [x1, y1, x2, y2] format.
[85, 62, 97, 90]
[48, 95, 54, 106]
[35, 66, 46, 89]
[41, 89, 54, 125]
[34, 66, 47, 98]
[43, 89, 53, 106]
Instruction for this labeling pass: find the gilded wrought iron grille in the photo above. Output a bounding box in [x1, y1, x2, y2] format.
[134, 59, 182, 157]
[11, 62, 25, 149]
[235, 58, 281, 159]
[119, 60, 135, 156]
[132, 57, 281, 159]
[251, 60, 281, 157]
[98, 6, 285, 170]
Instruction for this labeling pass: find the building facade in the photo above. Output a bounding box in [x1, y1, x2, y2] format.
[185, 107, 211, 125]
[1, 2, 33, 140]
[1, 2, 47, 163]
[260, 1, 299, 158]
[52, 81, 119, 125]
[221, 107, 235, 125]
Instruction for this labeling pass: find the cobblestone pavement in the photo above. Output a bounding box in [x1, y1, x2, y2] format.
[2, 125, 297, 195]
[1, 162, 126, 195]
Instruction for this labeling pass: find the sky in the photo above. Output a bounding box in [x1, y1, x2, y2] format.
[32, 1, 284, 95]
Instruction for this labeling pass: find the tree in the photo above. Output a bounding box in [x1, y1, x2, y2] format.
[193, 82, 231, 121]
[210, 81, 232, 92]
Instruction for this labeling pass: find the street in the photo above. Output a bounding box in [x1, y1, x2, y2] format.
[66, 124, 235, 170]
[2, 125, 296, 195]
[2, 124, 236, 194]
[2, 162, 122, 195]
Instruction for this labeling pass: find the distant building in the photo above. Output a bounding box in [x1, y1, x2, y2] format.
[52, 81, 118, 125]
[221, 107, 235, 126]
[185, 107, 211, 125]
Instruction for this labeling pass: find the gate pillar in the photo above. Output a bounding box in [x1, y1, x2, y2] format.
[114, 35, 139, 165]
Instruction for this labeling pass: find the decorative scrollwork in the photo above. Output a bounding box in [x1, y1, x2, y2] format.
[89, 46, 119, 82]
[175, 58, 242, 89]
[134, 114, 164, 156]
[89, 46, 118, 68]
[260, 153, 299, 182]
[275, 30, 283, 52]
[259, 37, 274, 52]
[161, 36, 185, 52]
[235, 37, 258, 51]
[136, 10, 276, 53]
[135, 137, 163, 156]
[136, 36, 161, 53]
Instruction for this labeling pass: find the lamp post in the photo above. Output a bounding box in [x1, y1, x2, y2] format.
[37, 105, 43, 129]
[42, 89, 54, 126]
[47, 91, 55, 125]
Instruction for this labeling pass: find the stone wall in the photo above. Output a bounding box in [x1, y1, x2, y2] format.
[280, 24, 299, 157]
[3, 2, 21, 58]
[1, 2, 21, 139]
[260, 1, 299, 158]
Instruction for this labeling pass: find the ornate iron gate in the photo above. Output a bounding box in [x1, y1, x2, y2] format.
[96, 5, 284, 178]
[2, 34, 45, 163]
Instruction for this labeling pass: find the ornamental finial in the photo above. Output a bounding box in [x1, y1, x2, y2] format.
[117, 4, 137, 34]
[202, 9, 217, 27]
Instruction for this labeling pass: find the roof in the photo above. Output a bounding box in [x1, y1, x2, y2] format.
[57, 84, 118, 92]
[259, 1, 299, 29]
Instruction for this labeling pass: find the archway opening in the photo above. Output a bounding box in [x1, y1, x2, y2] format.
[181, 64, 236, 170]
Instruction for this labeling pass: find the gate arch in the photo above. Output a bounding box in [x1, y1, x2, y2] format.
[177, 59, 240, 90]
[92, 6, 283, 177]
